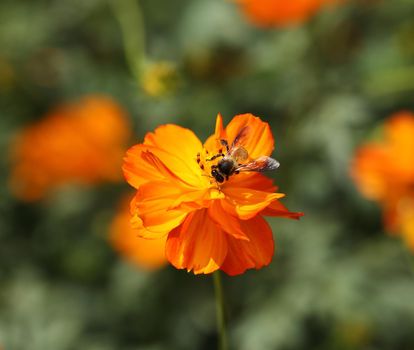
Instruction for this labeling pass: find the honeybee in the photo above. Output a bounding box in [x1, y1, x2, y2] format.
[207, 126, 280, 183]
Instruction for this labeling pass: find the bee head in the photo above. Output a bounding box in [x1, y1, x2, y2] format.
[211, 169, 225, 183]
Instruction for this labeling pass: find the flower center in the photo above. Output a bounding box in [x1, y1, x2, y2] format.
[196, 147, 230, 185]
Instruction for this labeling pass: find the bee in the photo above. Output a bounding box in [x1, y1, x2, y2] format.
[207, 126, 280, 183]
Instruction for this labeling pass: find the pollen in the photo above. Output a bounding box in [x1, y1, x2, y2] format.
[195, 148, 222, 185]
[196, 149, 211, 172]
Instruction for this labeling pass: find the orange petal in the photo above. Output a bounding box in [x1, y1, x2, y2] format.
[130, 214, 171, 239]
[109, 197, 167, 270]
[351, 144, 391, 201]
[385, 112, 414, 175]
[221, 187, 284, 220]
[123, 144, 202, 189]
[165, 209, 228, 274]
[225, 172, 277, 192]
[204, 113, 226, 153]
[214, 113, 226, 139]
[133, 181, 196, 234]
[123, 144, 169, 188]
[351, 112, 414, 203]
[208, 200, 250, 241]
[220, 215, 274, 276]
[10, 95, 130, 201]
[136, 179, 208, 211]
[144, 124, 203, 167]
[261, 200, 304, 219]
[140, 151, 188, 185]
[237, 0, 334, 27]
[225, 113, 274, 159]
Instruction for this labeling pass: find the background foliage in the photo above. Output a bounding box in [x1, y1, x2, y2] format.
[1, 0, 414, 349]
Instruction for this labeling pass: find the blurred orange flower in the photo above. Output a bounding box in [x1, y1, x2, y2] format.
[110, 195, 167, 270]
[235, 0, 339, 27]
[10, 95, 130, 201]
[123, 113, 302, 275]
[352, 112, 414, 250]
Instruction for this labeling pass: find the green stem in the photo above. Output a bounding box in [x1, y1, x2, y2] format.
[213, 271, 228, 350]
[109, 0, 146, 80]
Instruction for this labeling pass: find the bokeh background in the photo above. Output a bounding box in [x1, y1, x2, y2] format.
[2, 0, 414, 349]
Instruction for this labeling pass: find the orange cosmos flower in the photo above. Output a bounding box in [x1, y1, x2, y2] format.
[10, 95, 130, 201]
[123, 114, 302, 275]
[109, 195, 167, 270]
[352, 112, 414, 250]
[235, 0, 340, 27]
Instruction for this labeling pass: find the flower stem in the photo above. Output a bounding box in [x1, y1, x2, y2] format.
[109, 0, 146, 80]
[213, 271, 228, 350]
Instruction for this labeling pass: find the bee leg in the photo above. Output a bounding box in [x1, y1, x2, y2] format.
[206, 153, 225, 161]
[220, 139, 230, 153]
[235, 170, 240, 174]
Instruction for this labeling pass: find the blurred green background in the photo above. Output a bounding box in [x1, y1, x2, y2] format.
[2, 0, 414, 349]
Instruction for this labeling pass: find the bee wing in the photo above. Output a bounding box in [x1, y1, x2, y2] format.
[231, 126, 250, 150]
[221, 125, 250, 162]
[236, 156, 280, 172]
[219, 126, 250, 155]
[231, 146, 249, 162]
